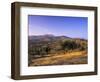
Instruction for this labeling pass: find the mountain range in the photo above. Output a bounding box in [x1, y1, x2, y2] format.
[28, 34, 86, 42]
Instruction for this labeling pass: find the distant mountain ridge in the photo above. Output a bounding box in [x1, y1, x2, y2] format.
[28, 34, 87, 42]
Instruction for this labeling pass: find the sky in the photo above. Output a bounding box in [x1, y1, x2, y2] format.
[28, 15, 88, 39]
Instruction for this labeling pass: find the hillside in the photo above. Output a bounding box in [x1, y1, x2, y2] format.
[28, 34, 87, 66]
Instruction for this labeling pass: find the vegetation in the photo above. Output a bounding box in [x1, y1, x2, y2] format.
[28, 34, 87, 66]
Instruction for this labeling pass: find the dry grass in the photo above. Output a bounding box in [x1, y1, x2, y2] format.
[29, 50, 87, 66]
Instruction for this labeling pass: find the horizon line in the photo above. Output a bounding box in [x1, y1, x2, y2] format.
[28, 34, 87, 40]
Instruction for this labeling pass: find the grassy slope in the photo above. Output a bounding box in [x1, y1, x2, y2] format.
[29, 50, 87, 66]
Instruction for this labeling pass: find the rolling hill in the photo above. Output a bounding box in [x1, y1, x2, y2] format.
[28, 34, 87, 66]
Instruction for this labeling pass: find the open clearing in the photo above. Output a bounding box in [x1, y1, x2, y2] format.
[29, 50, 87, 66]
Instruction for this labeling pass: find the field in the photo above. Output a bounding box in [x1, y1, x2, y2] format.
[29, 50, 87, 66]
[28, 34, 88, 66]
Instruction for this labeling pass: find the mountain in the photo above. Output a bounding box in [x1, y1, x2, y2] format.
[28, 34, 87, 53]
[29, 34, 71, 42]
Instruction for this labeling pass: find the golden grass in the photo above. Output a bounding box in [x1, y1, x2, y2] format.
[29, 50, 87, 66]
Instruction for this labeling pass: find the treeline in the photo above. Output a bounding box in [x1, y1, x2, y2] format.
[28, 39, 87, 58]
[62, 40, 87, 51]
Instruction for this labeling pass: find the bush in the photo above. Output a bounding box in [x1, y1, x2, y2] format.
[61, 40, 86, 51]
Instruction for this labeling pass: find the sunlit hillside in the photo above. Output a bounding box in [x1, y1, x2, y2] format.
[28, 34, 88, 66]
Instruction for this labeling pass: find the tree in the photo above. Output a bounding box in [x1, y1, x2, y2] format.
[61, 40, 81, 51]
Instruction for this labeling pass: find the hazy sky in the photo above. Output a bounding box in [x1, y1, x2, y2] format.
[28, 15, 88, 39]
